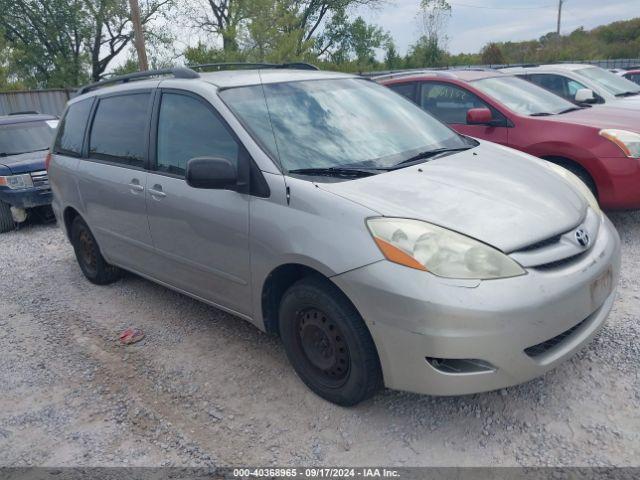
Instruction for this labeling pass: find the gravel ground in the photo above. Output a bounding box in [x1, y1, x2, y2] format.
[1, 212, 639, 468]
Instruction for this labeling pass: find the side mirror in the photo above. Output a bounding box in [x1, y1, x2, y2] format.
[186, 157, 238, 190]
[466, 107, 493, 125]
[575, 88, 596, 103]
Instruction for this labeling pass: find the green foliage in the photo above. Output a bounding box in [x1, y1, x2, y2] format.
[481, 43, 505, 65]
[476, 18, 640, 66]
[0, 0, 173, 88]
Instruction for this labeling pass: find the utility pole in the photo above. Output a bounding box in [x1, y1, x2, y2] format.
[556, 0, 564, 35]
[129, 0, 149, 71]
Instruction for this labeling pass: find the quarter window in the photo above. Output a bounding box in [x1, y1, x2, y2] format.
[54, 99, 93, 156]
[89, 93, 150, 168]
[156, 93, 239, 176]
[419, 83, 495, 125]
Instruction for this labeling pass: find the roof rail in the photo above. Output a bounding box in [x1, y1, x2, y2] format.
[77, 67, 200, 95]
[188, 62, 319, 72]
[367, 69, 453, 81]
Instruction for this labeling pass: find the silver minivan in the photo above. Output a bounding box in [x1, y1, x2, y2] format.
[49, 65, 621, 406]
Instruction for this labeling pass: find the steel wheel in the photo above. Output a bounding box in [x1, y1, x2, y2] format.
[296, 307, 350, 388]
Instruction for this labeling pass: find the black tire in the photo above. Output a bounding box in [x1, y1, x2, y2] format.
[278, 276, 382, 406]
[0, 200, 15, 233]
[70, 216, 122, 285]
[555, 160, 598, 198]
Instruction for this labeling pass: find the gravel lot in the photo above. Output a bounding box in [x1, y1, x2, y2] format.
[1, 212, 639, 467]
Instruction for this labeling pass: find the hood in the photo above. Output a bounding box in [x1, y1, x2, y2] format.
[543, 105, 640, 131]
[0, 150, 48, 175]
[318, 141, 586, 252]
[607, 95, 640, 108]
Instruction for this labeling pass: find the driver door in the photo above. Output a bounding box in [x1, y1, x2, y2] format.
[145, 89, 252, 316]
[418, 81, 509, 146]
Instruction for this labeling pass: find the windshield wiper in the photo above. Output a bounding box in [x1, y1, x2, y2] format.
[391, 146, 473, 169]
[557, 106, 586, 114]
[530, 112, 553, 116]
[287, 166, 386, 178]
[615, 91, 640, 97]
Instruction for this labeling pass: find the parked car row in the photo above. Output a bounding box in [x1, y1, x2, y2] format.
[378, 68, 640, 209]
[46, 63, 623, 405]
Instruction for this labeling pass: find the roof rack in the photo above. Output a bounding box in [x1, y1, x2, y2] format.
[8, 110, 41, 115]
[77, 67, 200, 95]
[188, 62, 319, 72]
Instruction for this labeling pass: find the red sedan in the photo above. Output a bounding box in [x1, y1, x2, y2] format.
[378, 70, 640, 210]
[621, 69, 640, 85]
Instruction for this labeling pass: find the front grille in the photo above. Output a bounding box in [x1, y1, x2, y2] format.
[524, 316, 589, 358]
[516, 234, 563, 253]
[30, 170, 50, 189]
[531, 251, 587, 271]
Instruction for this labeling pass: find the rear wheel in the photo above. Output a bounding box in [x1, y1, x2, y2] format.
[0, 200, 15, 233]
[278, 276, 382, 406]
[70, 216, 122, 285]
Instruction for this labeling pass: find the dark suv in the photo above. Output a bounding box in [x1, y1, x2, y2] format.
[0, 113, 57, 232]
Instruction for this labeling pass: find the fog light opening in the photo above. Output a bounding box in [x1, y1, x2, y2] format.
[426, 357, 496, 374]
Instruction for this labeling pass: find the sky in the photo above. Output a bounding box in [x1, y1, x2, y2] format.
[354, 0, 638, 55]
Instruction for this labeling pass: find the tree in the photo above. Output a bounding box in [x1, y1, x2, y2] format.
[418, 0, 450, 52]
[1, 0, 174, 87]
[0, 0, 88, 87]
[481, 42, 505, 65]
[83, 0, 174, 81]
[384, 39, 400, 70]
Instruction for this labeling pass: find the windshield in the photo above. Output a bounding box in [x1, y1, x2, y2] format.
[0, 121, 56, 156]
[473, 76, 576, 116]
[220, 78, 470, 171]
[575, 66, 640, 96]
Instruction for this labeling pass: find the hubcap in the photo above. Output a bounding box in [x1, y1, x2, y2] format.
[297, 308, 350, 384]
[78, 228, 97, 271]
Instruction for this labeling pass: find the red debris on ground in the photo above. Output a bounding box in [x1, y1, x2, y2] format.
[119, 327, 145, 345]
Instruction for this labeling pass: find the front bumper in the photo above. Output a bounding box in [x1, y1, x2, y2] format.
[0, 187, 52, 209]
[332, 215, 621, 396]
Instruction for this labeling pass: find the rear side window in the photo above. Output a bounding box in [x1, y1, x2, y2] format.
[389, 83, 417, 102]
[156, 93, 239, 176]
[89, 93, 150, 168]
[54, 99, 93, 156]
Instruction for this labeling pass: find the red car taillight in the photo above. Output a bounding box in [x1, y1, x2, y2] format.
[45, 152, 52, 170]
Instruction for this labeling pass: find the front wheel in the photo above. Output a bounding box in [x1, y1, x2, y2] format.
[0, 200, 15, 233]
[278, 276, 382, 406]
[70, 216, 122, 285]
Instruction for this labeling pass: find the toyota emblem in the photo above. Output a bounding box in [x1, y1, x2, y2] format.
[575, 228, 590, 248]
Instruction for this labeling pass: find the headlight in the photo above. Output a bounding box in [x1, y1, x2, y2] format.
[0, 174, 33, 190]
[542, 161, 600, 214]
[366, 218, 525, 279]
[599, 129, 640, 158]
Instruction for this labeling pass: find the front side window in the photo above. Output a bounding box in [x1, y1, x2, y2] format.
[473, 76, 576, 116]
[156, 93, 239, 176]
[0, 120, 55, 157]
[89, 93, 150, 168]
[55, 99, 93, 156]
[419, 82, 494, 124]
[220, 78, 469, 171]
[575, 66, 640, 96]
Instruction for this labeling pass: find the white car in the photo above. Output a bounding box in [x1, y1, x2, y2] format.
[501, 64, 640, 110]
